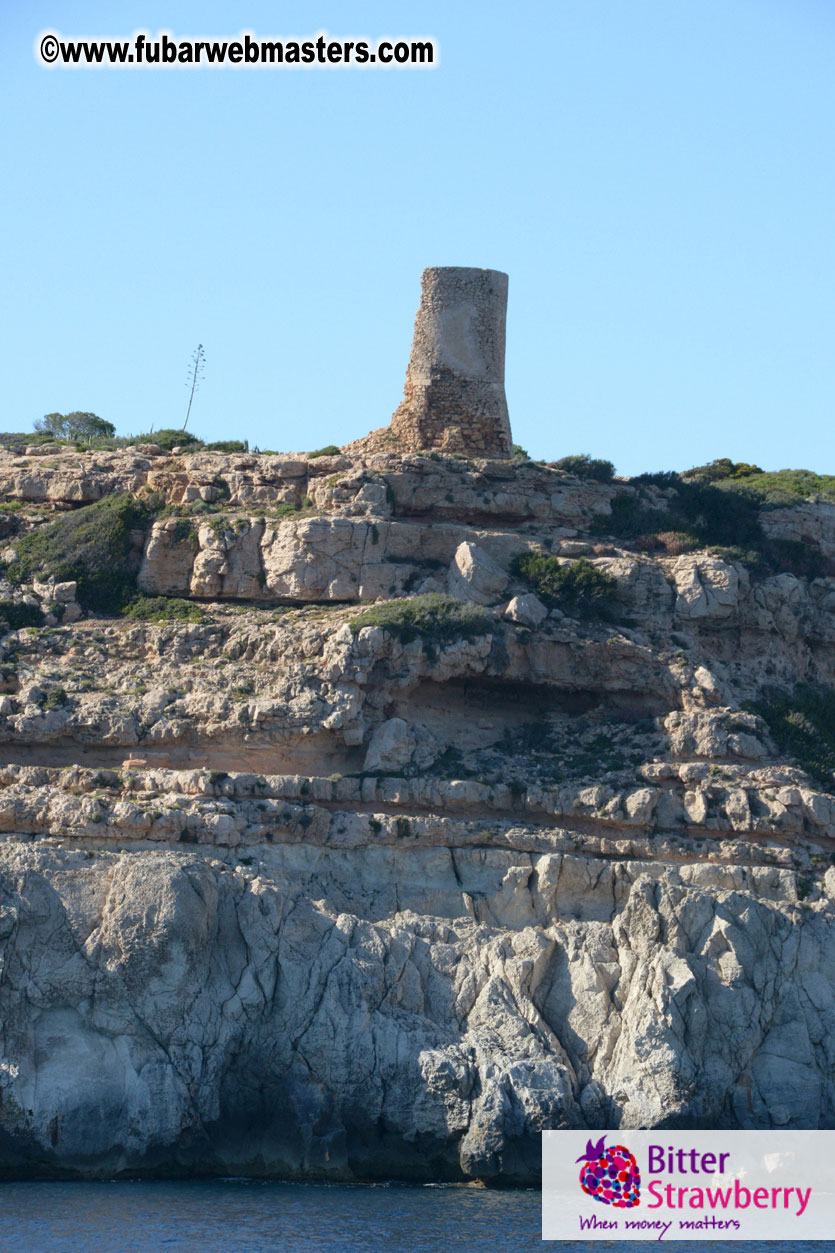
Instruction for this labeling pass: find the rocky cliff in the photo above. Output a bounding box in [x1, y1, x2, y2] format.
[0, 443, 833, 1181]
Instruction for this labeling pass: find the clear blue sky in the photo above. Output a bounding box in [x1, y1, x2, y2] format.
[2, 0, 834, 475]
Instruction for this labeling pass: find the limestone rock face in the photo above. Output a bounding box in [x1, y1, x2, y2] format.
[0, 844, 832, 1181]
[447, 541, 509, 605]
[363, 717, 414, 772]
[672, 555, 743, 620]
[2, 445, 835, 1182]
[504, 593, 548, 626]
[762, 500, 835, 563]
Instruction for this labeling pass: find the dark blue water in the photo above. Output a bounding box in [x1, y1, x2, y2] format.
[0, 1180, 828, 1252]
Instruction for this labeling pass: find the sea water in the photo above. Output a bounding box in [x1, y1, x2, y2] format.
[0, 1179, 828, 1252]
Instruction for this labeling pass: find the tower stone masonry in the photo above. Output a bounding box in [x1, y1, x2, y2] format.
[391, 266, 513, 458]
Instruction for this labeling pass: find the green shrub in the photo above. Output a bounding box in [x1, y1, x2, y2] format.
[594, 473, 764, 551]
[349, 593, 492, 646]
[553, 454, 616, 482]
[511, 554, 617, 618]
[599, 471, 835, 578]
[705, 545, 762, 568]
[656, 474, 763, 547]
[308, 445, 341, 458]
[744, 469, 835, 504]
[686, 461, 835, 504]
[431, 746, 468, 777]
[205, 440, 249, 453]
[761, 539, 835, 580]
[42, 686, 68, 710]
[748, 685, 835, 790]
[121, 596, 205, 624]
[632, 530, 702, 556]
[0, 599, 43, 631]
[0, 431, 60, 453]
[134, 429, 204, 452]
[684, 458, 763, 482]
[593, 492, 664, 540]
[170, 518, 198, 546]
[181, 499, 214, 518]
[4, 492, 158, 613]
[655, 530, 699, 556]
[512, 444, 530, 459]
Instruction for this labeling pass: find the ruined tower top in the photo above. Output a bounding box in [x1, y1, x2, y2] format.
[390, 267, 513, 458]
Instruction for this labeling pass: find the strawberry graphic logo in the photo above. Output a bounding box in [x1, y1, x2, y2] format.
[577, 1136, 641, 1208]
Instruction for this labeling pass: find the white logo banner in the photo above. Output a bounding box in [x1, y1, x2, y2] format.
[543, 1130, 834, 1241]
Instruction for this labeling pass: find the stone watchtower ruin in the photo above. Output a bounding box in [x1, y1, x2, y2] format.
[390, 267, 513, 458]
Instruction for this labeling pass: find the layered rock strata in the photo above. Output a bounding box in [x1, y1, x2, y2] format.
[0, 446, 833, 1180]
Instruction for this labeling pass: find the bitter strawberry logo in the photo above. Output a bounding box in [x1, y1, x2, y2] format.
[577, 1136, 641, 1208]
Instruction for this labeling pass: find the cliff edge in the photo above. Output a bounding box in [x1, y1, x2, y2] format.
[0, 444, 833, 1180]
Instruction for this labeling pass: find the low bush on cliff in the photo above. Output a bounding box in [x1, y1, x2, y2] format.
[748, 685, 835, 791]
[742, 468, 835, 504]
[648, 530, 700, 556]
[3, 492, 158, 614]
[552, 453, 616, 482]
[511, 554, 617, 618]
[308, 445, 341, 459]
[603, 474, 835, 576]
[596, 463, 835, 574]
[40, 686, 68, 710]
[0, 431, 60, 453]
[132, 429, 204, 453]
[348, 593, 492, 646]
[121, 595, 205, 624]
[0, 427, 209, 454]
[205, 439, 248, 453]
[0, 599, 43, 631]
[601, 473, 766, 549]
[684, 458, 764, 482]
[590, 471, 834, 576]
[759, 539, 835, 580]
[685, 459, 835, 504]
